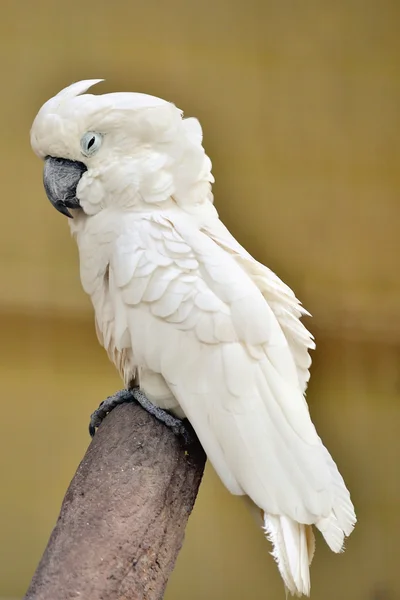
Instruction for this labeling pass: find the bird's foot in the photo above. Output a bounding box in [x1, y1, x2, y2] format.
[130, 388, 194, 445]
[89, 387, 194, 445]
[89, 389, 133, 437]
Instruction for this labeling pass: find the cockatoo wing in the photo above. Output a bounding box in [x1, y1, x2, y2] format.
[106, 210, 355, 595]
[200, 217, 315, 393]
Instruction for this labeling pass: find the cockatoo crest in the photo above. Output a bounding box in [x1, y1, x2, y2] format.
[31, 79, 214, 214]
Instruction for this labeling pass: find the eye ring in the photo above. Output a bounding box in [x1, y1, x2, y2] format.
[80, 131, 102, 157]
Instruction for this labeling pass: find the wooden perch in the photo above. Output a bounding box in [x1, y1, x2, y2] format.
[24, 402, 206, 600]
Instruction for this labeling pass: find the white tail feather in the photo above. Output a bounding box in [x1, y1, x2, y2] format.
[263, 513, 315, 597]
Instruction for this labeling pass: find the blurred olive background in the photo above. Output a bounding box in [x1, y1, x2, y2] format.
[0, 0, 399, 598]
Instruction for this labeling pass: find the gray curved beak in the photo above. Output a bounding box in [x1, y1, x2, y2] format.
[43, 157, 87, 218]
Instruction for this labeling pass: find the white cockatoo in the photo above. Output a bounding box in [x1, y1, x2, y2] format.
[30, 80, 356, 596]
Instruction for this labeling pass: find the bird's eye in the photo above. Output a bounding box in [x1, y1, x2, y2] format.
[80, 131, 102, 157]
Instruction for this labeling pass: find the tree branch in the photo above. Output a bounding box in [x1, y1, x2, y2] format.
[24, 402, 206, 600]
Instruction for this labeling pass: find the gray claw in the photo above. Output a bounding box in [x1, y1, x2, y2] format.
[130, 388, 195, 446]
[89, 388, 195, 445]
[89, 389, 134, 437]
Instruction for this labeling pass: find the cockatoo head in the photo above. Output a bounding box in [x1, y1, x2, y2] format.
[31, 79, 214, 217]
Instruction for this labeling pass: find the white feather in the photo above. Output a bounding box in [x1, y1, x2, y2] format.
[263, 514, 314, 596]
[30, 82, 357, 596]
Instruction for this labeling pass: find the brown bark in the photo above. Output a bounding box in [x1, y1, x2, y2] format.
[24, 402, 206, 600]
